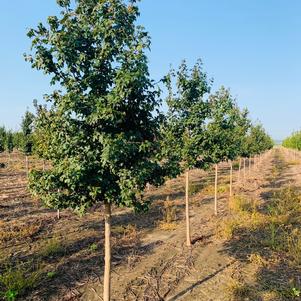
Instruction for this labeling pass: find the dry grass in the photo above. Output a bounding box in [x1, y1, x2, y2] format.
[157, 222, 178, 231]
[223, 185, 301, 300]
[0, 221, 42, 243]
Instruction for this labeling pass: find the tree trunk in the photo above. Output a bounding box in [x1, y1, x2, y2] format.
[103, 202, 112, 301]
[8, 153, 11, 169]
[43, 160, 46, 171]
[229, 161, 233, 197]
[243, 158, 246, 182]
[185, 170, 191, 247]
[248, 157, 251, 175]
[57, 209, 60, 219]
[238, 158, 241, 183]
[25, 155, 29, 175]
[214, 164, 218, 216]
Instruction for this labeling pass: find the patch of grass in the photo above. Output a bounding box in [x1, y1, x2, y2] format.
[112, 224, 137, 237]
[162, 200, 177, 223]
[39, 237, 64, 258]
[226, 279, 258, 301]
[229, 195, 255, 214]
[189, 182, 206, 195]
[248, 253, 266, 266]
[268, 186, 301, 218]
[46, 271, 56, 279]
[217, 218, 240, 239]
[157, 221, 177, 231]
[0, 262, 41, 301]
[0, 221, 42, 243]
[287, 228, 301, 265]
[287, 160, 299, 166]
[89, 243, 98, 252]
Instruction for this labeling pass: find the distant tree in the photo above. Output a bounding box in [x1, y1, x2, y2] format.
[248, 124, 274, 155]
[201, 87, 247, 215]
[25, 1, 165, 300]
[6, 131, 14, 153]
[21, 111, 35, 174]
[162, 60, 212, 246]
[6, 131, 14, 167]
[0, 126, 6, 153]
[12, 132, 24, 150]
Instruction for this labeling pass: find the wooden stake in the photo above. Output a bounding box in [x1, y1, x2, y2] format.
[238, 157, 241, 182]
[243, 158, 246, 182]
[103, 202, 112, 301]
[185, 170, 191, 247]
[214, 164, 218, 216]
[25, 155, 29, 175]
[229, 160, 233, 197]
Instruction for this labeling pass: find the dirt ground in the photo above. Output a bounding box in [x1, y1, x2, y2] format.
[0, 148, 300, 301]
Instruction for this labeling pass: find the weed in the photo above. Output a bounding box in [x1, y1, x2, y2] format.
[287, 228, 301, 265]
[0, 262, 41, 300]
[226, 279, 256, 300]
[157, 222, 177, 231]
[189, 182, 204, 195]
[89, 243, 98, 252]
[46, 271, 56, 279]
[39, 237, 64, 257]
[248, 253, 266, 266]
[217, 218, 240, 239]
[162, 200, 177, 223]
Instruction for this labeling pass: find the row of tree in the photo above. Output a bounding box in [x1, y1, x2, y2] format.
[0, 112, 35, 170]
[18, 1, 273, 300]
[282, 131, 301, 150]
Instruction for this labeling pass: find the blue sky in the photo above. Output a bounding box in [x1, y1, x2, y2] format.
[0, 0, 300, 139]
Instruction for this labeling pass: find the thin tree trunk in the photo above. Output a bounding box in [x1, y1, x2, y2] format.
[229, 160, 233, 197]
[7, 153, 11, 169]
[25, 155, 29, 175]
[248, 157, 251, 175]
[214, 164, 218, 216]
[57, 209, 60, 219]
[238, 157, 241, 182]
[243, 158, 246, 182]
[43, 160, 46, 171]
[104, 202, 112, 301]
[185, 170, 191, 247]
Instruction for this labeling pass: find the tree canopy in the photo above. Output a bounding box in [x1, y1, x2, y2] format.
[26, 0, 165, 214]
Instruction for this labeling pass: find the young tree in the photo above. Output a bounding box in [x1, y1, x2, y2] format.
[228, 108, 250, 197]
[0, 126, 6, 154]
[202, 87, 247, 215]
[162, 60, 212, 247]
[21, 111, 35, 174]
[12, 132, 24, 150]
[6, 131, 14, 167]
[26, 1, 165, 300]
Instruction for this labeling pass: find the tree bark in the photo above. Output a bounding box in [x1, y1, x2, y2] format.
[185, 170, 191, 247]
[104, 202, 112, 301]
[229, 161, 233, 197]
[214, 164, 218, 216]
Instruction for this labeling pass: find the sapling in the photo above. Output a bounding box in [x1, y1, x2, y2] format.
[202, 87, 249, 214]
[162, 60, 212, 246]
[25, 1, 165, 300]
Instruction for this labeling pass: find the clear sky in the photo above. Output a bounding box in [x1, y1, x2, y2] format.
[0, 0, 300, 140]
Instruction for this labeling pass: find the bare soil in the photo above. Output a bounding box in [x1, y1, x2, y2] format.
[0, 148, 300, 301]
